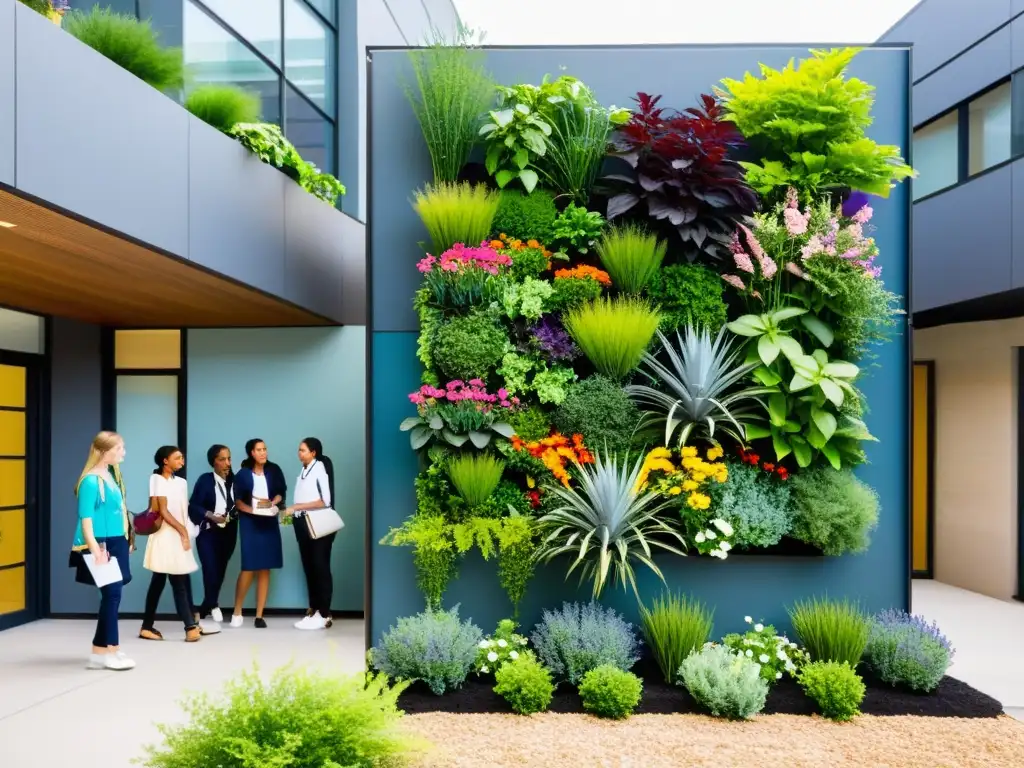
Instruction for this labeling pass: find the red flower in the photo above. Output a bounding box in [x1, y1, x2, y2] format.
[527, 490, 541, 509]
[763, 462, 775, 472]
[776, 467, 789, 481]
[748, 453, 760, 465]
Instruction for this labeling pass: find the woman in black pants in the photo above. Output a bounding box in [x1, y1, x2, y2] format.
[284, 437, 336, 630]
[187, 444, 237, 624]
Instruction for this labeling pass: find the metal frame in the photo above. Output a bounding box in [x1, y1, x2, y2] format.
[911, 361, 936, 581]
[1016, 349, 1024, 602]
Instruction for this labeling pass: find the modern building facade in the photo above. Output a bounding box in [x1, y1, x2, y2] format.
[0, 0, 457, 632]
[881, 0, 1024, 601]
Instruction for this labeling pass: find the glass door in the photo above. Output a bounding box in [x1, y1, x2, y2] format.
[0, 353, 39, 630]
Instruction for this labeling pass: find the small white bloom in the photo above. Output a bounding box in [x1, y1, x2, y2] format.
[509, 651, 519, 660]
[745, 649, 753, 657]
[479, 640, 489, 649]
[487, 651, 498, 662]
[705, 529, 717, 540]
[744, 616, 753, 624]
[759, 654, 769, 663]
[480, 665, 489, 673]
[776, 672, 783, 680]
[519, 638, 528, 646]
[777, 650, 789, 661]
[754, 623, 764, 632]
[695, 532, 706, 543]
[497, 639, 508, 648]
[712, 519, 734, 536]
[790, 642, 798, 649]
[720, 541, 732, 552]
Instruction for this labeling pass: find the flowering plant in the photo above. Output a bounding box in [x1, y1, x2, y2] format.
[511, 431, 594, 488]
[530, 315, 579, 362]
[417, 243, 512, 309]
[737, 446, 789, 481]
[475, 619, 530, 675]
[721, 616, 809, 683]
[490, 234, 560, 280]
[401, 379, 520, 451]
[554, 264, 612, 287]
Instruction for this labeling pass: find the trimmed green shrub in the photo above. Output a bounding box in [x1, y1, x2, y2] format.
[414, 183, 501, 256]
[139, 664, 419, 768]
[476, 618, 530, 675]
[492, 188, 559, 243]
[508, 246, 550, 281]
[185, 85, 261, 133]
[552, 203, 605, 254]
[493, 653, 555, 715]
[552, 375, 640, 455]
[447, 453, 505, 507]
[595, 224, 667, 294]
[507, 406, 552, 442]
[547, 275, 603, 313]
[579, 665, 643, 719]
[64, 7, 184, 91]
[789, 596, 870, 667]
[564, 296, 661, 381]
[639, 591, 714, 684]
[799, 661, 866, 722]
[368, 606, 483, 695]
[646, 264, 728, 334]
[709, 459, 792, 548]
[863, 609, 953, 693]
[789, 468, 879, 556]
[678, 644, 768, 720]
[432, 313, 507, 381]
[531, 601, 641, 685]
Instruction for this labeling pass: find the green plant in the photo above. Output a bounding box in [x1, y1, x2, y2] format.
[594, 224, 667, 295]
[369, 606, 483, 695]
[19, 0, 62, 18]
[564, 296, 660, 381]
[508, 406, 552, 442]
[380, 514, 457, 608]
[139, 664, 419, 768]
[413, 183, 501, 256]
[548, 274, 604, 312]
[541, 92, 626, 204]
[716, 47, 914, 204]
[678, 644, 769, 720]
[788, 596, 870, 667]
[475, 618, 530, 675]
[579, 665, 643, 719]
[639, 591, 714, 684]
[500, 277, 554, 321]
[627, 326, 772, 448]
[708, 459, 792, 548]
[789, 468, 879, 555]
[722, 616, 809, 683]
[646, 264, 728, 334]
[480, 86, 552, 193]
[493, 653, 555, 714]
[496, 510, 537, 616]
[491, 188, 559, 243]
[864, 610, 954, 693]
[447, 453, 505, 507]
[530, 601, 641, 685]
[432, 313, 507, 381]
[535, 451, 686, 598]
[552, 203, 606, 255]
[552, 376, 640, 456]
[64, 7, 183, 91]
[799, 661, 865, 722]
[184, 85, 261, 133]
[405, 23, 494, 184]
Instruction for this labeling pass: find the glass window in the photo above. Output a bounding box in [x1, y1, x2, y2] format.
[969, 82, 1011, 175]
[912, 111, 959, 200]
[285, 84, 334, 174]
[197, 0, 281, 64]
[285, 0, 334, 112]
[305, 0, 335, 24]
[115, 376, 179, 514]
[0, 308, 43, 355]
[184, 0, 282, 125]
[114, 330, 181, 370]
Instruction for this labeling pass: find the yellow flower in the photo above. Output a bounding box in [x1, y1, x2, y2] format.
[526, 476, 536, 489]
[648, 447, 672, 460]
[706, 446, 724, 461]
[682, 479, 699, 492]
[687, 492, 711, 510]
[692, 472, 706, 483]
[681, 446, 698, 458]
[668, 486, 682, 496]
[650, 459, 675, 474]
[681, 457, 699, 470]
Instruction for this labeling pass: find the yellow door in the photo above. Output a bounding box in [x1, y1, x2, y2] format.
[0, 363, 28, 616]
[912, 362, 933, 576]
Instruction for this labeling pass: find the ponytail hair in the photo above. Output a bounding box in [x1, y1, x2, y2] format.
[241, 438, 264, 470]
[153, 445, 180, 475]
[302, 436, 334, 502]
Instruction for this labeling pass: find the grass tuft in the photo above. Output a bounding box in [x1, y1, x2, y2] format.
[413, 182, 501, 255]
[185, 85, 261, 133]
[564, 296, 661, 380]
[447, 453, 505, 507]
[788, 596, 870, 667]
[595, 224, 668, 294]
[639, 591, 714, 684]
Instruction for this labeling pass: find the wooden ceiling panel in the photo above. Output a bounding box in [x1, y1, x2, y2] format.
[0, 189, 330, 327]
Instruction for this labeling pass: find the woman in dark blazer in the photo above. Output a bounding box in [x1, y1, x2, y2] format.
[229, 438, 286, 629]
[188, 444, 238, 625]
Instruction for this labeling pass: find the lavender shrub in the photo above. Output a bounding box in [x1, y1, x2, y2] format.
[531, 601, 641, 685]
[863, 609, 954, 693]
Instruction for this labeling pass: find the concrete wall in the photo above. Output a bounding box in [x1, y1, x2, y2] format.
[367, 45, 912, 644]
[916, 320, 1022, 599]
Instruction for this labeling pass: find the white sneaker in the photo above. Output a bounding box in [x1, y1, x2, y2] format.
[230, 614, 243, 628]
[211, 607, 224, 623]
[297, 612, 327, 631]
[199, 619, 221, 635]
[87, 652, 135, 671]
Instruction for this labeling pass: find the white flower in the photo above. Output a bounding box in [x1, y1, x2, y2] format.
[487, 651, 498, 662]
[480, 665, 489, 673]
[695, 532, 706, 543]
[712, 519, 734, 536]
[705, 529, 717, 540]
[745, 649, 753, 657]
[479, 640, 490, 649]
[744, 616, 753, 624]
[754, 623, 764, 632]
[777, 650, 789, 661]
[709, 549, 723, 559]
[519, 638, 528, 646]
[497, 639, 508, 648]
[790, 642, 798, 649]
[509, 651, 519, 660]
[720, 541, 732, 552]
[759, 654, 769, 663]
[776, 672, 783, 680]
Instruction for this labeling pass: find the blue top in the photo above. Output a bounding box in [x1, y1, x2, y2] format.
[233, 463, 287, 506]
[73, 474, 126, 547]
[188, 472, 235, 529]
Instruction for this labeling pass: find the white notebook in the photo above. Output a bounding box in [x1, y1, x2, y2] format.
[82, 553, 123, 587]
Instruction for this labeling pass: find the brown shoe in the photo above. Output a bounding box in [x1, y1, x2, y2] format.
[139, 627, 163, 641]
[324, 615, 333, 629]
[185, 626, 201, 642]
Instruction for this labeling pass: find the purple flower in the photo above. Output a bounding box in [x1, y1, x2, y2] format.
[531, 315, 578, 361]
[842, 190, 871, 219]
[873, 609, 954, 657]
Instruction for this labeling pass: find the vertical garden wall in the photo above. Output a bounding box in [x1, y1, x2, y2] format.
[367, 44, 911, 645]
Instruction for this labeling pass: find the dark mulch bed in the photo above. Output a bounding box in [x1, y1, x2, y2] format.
[398, 657, 1004, 719]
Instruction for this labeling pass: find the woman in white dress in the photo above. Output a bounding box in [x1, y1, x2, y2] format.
[138, 445, 204, 642]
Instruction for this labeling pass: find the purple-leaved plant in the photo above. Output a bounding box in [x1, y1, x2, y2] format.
[531, 314, 579, 361]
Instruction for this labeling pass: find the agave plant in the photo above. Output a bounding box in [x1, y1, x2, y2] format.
[535, 451, 687, 599]
[625, 325, 774, 448]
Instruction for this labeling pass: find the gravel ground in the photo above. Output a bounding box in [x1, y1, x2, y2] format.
[405, 712, 1024, 768]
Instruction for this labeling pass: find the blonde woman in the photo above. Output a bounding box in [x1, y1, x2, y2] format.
[70, 431, 135, 671]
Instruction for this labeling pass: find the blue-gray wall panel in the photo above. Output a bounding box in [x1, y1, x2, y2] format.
[1011, 15, 1024, 71]
[49, 318, 102, 615]
[368, 46, 911, 643]
[187, 116, 286, 294]
[913, 167, 1013, 310]
[913, 27, 1012, 124]
[386, 0, 431, 43]
[283, 181, 360, 323]
[15, 4, 189, 256]
[0, 0, 13, 187]
[1010, 159, 1024, 289]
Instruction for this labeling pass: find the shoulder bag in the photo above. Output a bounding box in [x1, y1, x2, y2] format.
[304, 478, 343, 540]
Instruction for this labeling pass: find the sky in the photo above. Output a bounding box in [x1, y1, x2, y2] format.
[451, 0, 924, 46]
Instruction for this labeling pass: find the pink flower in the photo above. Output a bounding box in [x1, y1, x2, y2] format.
[440, 260, 459, 272]
[511, 396, 521, 406]
[785, 261, 809, 280]
[785, 187, 799, 209]
[784, 207, 809, 236]
[497, 388, 509, 400]
[729, 230, 745, 255]
[733, 252, 755, 273]
[499, 400, 511, 408]
[416, 256, 435, 273]
[852, 206, 873, 225]
[469, 378, 484, 387]
[847, 223, 864, 241]
[800, 236, 823, 261]
[721, 274, 747, 291]
[447, 380, 463, 390]
[408, 393, 425, 404]
[759, 256, 778, 280]
[839, 247, 861, 261]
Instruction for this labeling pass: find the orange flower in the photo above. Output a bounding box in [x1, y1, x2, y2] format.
[513, 430, 593, 486]
[490, 239, 504, 249]
[554, 265, 612, 287]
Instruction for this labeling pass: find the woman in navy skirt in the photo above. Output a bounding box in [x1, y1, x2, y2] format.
[229, 438, 287, 628]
